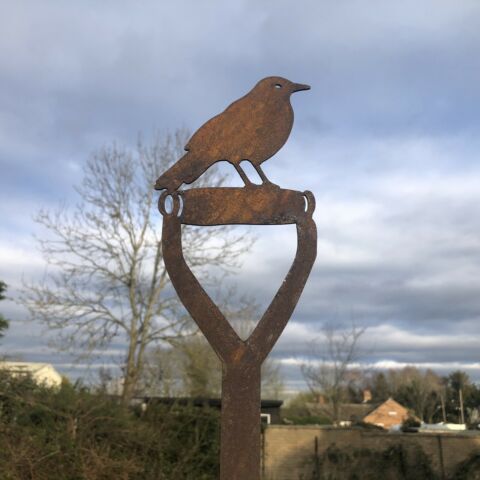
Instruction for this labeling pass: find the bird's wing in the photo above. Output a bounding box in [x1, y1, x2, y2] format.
[184, 90, 251, 152]
[184, 113, 223, 152]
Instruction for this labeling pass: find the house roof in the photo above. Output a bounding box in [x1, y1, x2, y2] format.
[306, 397, 414, 427]
[307, 402, 376, 421]
[1, 362, 51, 373]
[363, 397, 414, 428]
[368, 397, 407, 413]
[0, 361, 62, 387]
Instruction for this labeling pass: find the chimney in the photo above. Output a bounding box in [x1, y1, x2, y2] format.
[362, 389, 372, 403]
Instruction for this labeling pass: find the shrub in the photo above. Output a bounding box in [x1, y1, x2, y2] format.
[308, 443, 437, 480]
[0, 372, 220, 479]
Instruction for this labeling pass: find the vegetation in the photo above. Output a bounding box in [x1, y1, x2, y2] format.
[142, 314, 284, 399]
[400, 416, 421, 432]
[282, 392, 331, 425]
[0, 371, 220, 479]
[452, 454, 480, 480]
[301, 323, 366, 424]
[298, 348, 480, 427]
[305, 442, 480, 480]
[1, 356, 479, 479]
[366, 368, 480, 426]
[0, 281, 9, 340]
[21, 131, 252, 405]
[307, 443, 437, 480]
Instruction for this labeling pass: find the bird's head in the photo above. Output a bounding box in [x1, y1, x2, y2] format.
[254, 76, 311, 97]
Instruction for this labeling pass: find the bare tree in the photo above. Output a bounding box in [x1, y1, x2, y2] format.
[143, 334, 284, 399]
[142, 295, 285, 399]
[0, 281, 9, 340]
[21, 131, 251, 405]
[389, 367, 443, 422]
[301, 323, 366, 423]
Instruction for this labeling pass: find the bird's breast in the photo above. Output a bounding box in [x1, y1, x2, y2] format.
[185, 92, 294, 166]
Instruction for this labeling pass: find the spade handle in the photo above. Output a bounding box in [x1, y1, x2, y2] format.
[161, 186, 317, 479]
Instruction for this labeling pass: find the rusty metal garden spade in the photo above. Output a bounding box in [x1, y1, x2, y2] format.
[156, 77, 317, 479]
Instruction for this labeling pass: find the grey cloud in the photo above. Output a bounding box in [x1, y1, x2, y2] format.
[2, 0, 480, 388]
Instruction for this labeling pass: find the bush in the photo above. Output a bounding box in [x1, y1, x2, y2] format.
[309, 443, 437, 480]
[285, 415, 331, 425]
[401, 416, 421, 433]
[0, 372, 220, 479]
[282, 392, 332, 426]
[452, 454, 480, 480]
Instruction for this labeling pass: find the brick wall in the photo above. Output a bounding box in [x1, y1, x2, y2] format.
[262, 425, 480, 479]
[363, 398, 411, 429]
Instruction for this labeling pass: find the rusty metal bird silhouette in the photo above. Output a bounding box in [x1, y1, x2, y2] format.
[154, 76, 310, 193]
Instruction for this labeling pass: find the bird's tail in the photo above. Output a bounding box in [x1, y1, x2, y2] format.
[155, 152, 193, 192]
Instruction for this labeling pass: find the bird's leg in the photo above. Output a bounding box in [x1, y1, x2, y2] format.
[254, 164, 269, 184]
[254, 164, 276, 187]
[234, 164, 253, 187]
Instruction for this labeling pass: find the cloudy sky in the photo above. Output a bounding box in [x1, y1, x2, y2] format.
[1, 0, 480, 391]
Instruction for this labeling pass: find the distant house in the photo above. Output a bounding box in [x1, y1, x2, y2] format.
[363, 398, 412, 429]
[307, 396, 413, 430]
[0, 362, 62, 388]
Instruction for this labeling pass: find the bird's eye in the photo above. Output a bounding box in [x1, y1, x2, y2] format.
[274, 83, 282, 89]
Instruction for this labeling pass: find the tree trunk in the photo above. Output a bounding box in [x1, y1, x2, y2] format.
[121, 349, 138, 406]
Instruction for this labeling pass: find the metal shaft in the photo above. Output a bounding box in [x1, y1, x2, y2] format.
[220, 362, 262, 479]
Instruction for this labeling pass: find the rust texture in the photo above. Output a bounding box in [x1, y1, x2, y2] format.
[156, 77, 316, 480]
[155, 76, 310, 193]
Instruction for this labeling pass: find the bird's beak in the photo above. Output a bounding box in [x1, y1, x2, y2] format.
[292, 82, 311, 92]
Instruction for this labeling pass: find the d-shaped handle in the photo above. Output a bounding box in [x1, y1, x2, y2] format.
[161, 187, 317, 365]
